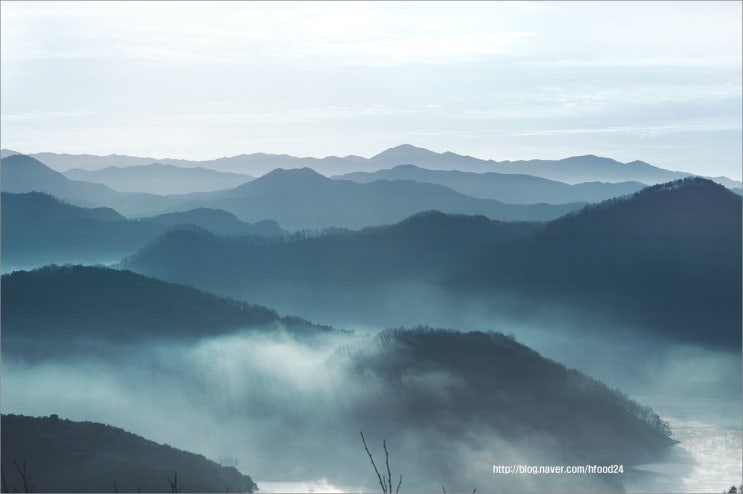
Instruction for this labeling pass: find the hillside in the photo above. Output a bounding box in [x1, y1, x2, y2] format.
[1, 192, 160, 269]
[120, 211, 539, 322]
[143, 208, 283, 236]
[1, 414, 257, 493]
[334, 164, 646, 203]
[173, 167, 583, 230]
[1, 265, 331, 359]
[64, 163, 254, 195]
[320, 327, 675, 491]
[1, 192, 284, 269]
[0, 154, 177, 216]
[449, 178, 743, 347]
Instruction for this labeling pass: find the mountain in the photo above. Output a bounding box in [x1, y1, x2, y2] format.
[1, 414, 257, 493]
[1, 192, 285, 270]
[334, 164, 646, 204]
[448, 177, 742, 347]
[171, 167, 584, 230]
[1, 264, 331, 359]
[4, 149, 368, 176]
[1, 192, 159, 269]
[0, 154, 178, 216]
[64, 164, 254, 195]
[368, 145, 742, 186]
[144, 208, 283, 236]
[9, 146, 738, 188]
[120, 210, 540, 323]
[3, 154, 582, 231]
[489, 155, 690, 185]
[323, 327, 674, 491]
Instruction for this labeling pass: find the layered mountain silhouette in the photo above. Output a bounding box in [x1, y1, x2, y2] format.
[6, 145, 739, 187]
[1, 153, 583, 230]
[448, 177, 742, 347]
[123, 178, 742, 347]
[1, 414, 257, 493]
[170, 167, 583, 230]
[1, 265, 331, 359]
[120, 211, 539, 321]
[0, 154, 177, 216]
[64, 164, 254, 195]
[335, 164, 646, 204]
[1, 192, 284, 269]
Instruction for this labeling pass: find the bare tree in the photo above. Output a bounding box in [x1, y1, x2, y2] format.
[360, 431, 402, 494]
[12, 461, 32, 493]
[169, 471, 181, 493]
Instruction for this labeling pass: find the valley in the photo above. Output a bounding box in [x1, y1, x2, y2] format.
[1, 146, 740, 492]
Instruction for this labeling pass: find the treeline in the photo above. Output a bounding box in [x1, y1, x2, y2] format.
[1, 414, 257, 493]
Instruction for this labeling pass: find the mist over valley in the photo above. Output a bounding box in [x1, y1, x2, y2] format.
[1, 146, 740, 493]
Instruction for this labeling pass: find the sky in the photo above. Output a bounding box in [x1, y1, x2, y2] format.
[1, 1, 741, 179]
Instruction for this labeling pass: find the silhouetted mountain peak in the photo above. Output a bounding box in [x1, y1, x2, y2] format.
[257, 167, 327, 181]
[371, 144, 441, 161]
[2, 153, 62, 174]
[560, 154, 621, 165]
[550, 177, 739, 232]
[605, 176, 732, 206]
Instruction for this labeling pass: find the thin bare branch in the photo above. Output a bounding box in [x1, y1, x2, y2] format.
[12, 461, 32, 493]
[395, 474, 402, 494]
[1, 468, 10, 494]
[360, 431, 387, 493]
[169, 471, 180, 493]
[383, 440, 392, 494]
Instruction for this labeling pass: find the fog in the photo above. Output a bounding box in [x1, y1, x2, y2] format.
[3, 304, 739, 493]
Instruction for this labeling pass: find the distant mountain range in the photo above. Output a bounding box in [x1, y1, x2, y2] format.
[1, 192, 284, 270]
[168, 167, 584, 229]
[5, 150, 738, 231]
[1, 414, 257, 493]
[0, 154, 179, 216]
[335, 164, 647, 204]
[123, 178, 741, 347]
[64, 164, 254, 195]
[1, 154, 583, 230]
[4, 145, 739, 187]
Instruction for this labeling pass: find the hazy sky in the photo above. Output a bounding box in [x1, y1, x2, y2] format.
[1, 1, 741, 178]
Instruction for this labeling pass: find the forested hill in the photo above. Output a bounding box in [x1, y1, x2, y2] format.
[449, 178, 743, 347]
[1, 265, 333, 358]
[323, 327, 675, 491]
[1, 414, 257, 493]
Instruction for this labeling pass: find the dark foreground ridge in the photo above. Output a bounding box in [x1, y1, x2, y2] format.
[1, 414, 257, 493]
[1, 264, 333, 360]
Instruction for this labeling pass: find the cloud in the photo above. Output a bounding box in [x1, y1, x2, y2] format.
[512, 123, 741, 139]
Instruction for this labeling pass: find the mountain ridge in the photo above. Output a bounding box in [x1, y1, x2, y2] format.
[334, 163, 647, 204]
[5, 145, 738, 186]
[1, 192, 285, 270]
[64, 163, 254, 195]
[169, 167, 584, 230]
[448, 177, 742, 347]
[1, 414, 258, 493]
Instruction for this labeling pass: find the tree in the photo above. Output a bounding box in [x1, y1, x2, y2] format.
[360, 431, 402, 494]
